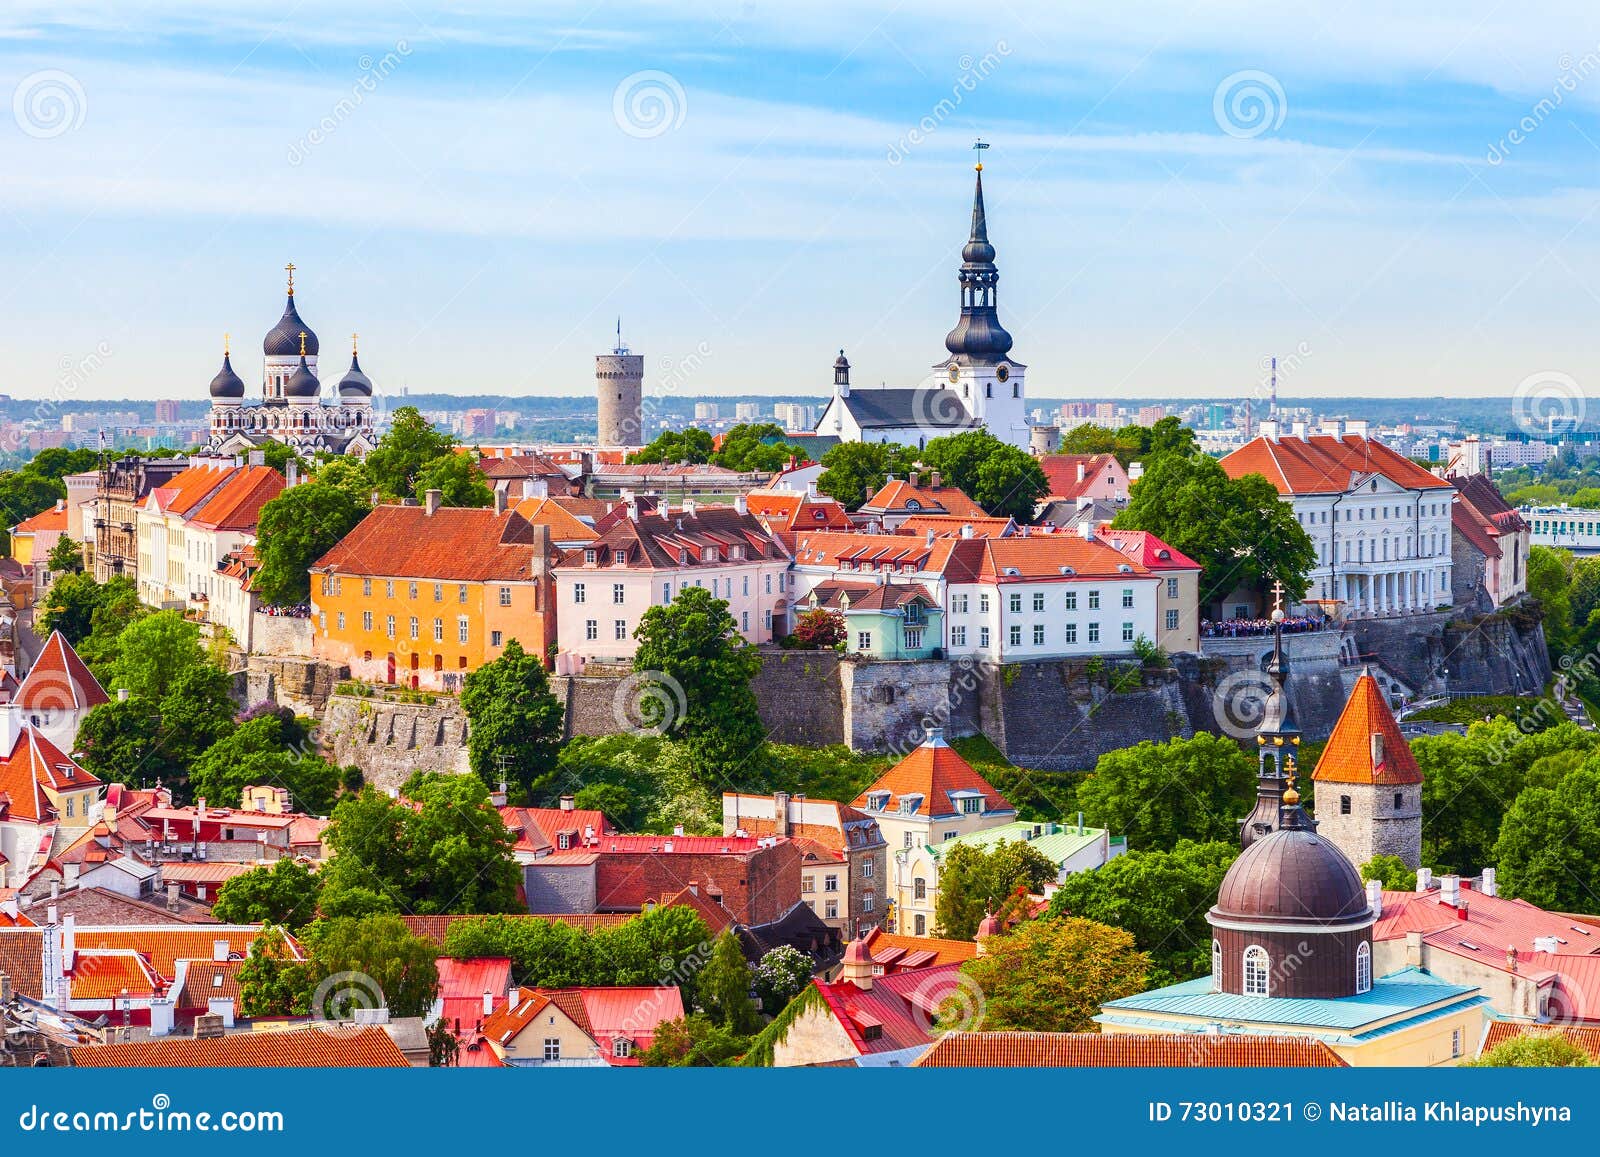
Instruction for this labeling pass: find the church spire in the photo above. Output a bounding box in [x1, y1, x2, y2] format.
[942, 152, 1013, 366]
[1241, 580, 1301, 849]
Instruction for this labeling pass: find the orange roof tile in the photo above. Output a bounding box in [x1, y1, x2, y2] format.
[745, 489, 854, 534]
[895, 515, 1015, 538]
[1037, 453, 1125, 501]
[1312, 672, 1422, 785]
[1480, 1022, 1600, 1061]
[916, 1031, 1348, 1067]
[69, 950, 160, 1000]
[14, 630, 109, 713]
[860, 927, 977, 969]
[0, 727, 99, 822]
[187, 465, 285, 531]
[70, 1025, 409, 1067]
[11, 503, 67, 535]
[145, 463, 235, 516]
[851, 732, 1012, 819]
[974, 535, 1154, 582]
[312, 504, 555, 582]
[1219, 434, 1451, 496]
[72, 926, 302, 977]
[861, 479, 987, 519]
[510, 497, 600, 544]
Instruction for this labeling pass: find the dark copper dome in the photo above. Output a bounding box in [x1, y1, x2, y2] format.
[1213, 826, 1370, 925]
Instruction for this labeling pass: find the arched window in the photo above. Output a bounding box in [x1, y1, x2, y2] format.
[1211, 939, 1221, 978]
[913, 877, 926, 900]
[1355, 941, 1372, 994]
[1243, 945, 1270, 996]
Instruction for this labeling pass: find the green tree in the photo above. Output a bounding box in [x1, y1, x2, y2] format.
[0, 470, 66, 553]
[572, 782, 637, 830]
[443, 914, 596, 988]
[188, 715, 340, 816]
[696, 930, 758, 1033]
[45, 535, 83, 575]
[106, 610, 205, 701]
[74, 577, 147, 674]
[252, 482, 366, 606]
[1359, 854, 1418, 893]
[1114, 453, 1316, 607]
[1412, 724, 1524, 873]
[414, 451, 493, 508]
[37, 571, 105, 641]
[933, 839, 1058, 940]
[303, 914, 441, 1019]
[953, 916, 1149, 1032]
[753, 945, 814, 1012]
[1465, 1033, 1593, 1067]
[460, 639, 564, 798]
[258, 441, 304, 476]
[1049, 840, 1236, 986]
[25, 447, 98, 481]
[1494, 765, 1600, 909]
[1077, 733, 1255, 851]
[156, 662, 238, 768]
[213, 858, 322, 929]
[73, 696, 178, 786]
[628, 428, 714, 466]
[637, 1014, 749, 1066]
[313, 456, 381, 506]
[921, 429, 1050, 522]
[815, 440, 917, 510]
[632, 585, 766, 782]
[1528, 545, 1577, 656]
[712, 424, 806, 473]
[236, 926, 314, 1018]
[594, 904, 714, 998]
[366, 406, 458, 499]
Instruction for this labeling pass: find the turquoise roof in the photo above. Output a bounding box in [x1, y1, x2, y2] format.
[1099, 967, 1481, 1034]
[929, 821, 1105, 864]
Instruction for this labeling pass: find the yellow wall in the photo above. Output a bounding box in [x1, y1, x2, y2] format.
[11, 534, 35, 568]
[494, 1004, 600, 1065]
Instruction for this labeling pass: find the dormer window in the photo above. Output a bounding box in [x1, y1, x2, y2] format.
[584, 549, 597, 564]
[613, 550, 626, 565]
[866, 791, 890, 811]
[705, 547, 718, 562]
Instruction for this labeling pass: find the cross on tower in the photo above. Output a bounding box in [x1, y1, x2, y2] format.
[285, 262, 296, 295]
[299, 331, 308, 357]
[1270, 579, 1286, 615]
[352, 332, 359, 355]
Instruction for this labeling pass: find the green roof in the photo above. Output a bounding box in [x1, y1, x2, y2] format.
[929, 820, 1107, 865]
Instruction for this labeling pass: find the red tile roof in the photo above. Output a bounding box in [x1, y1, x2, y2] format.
[858, 927, 977, 970]
[815, 963, 968, 1055]
[11, 503, 68, 535]
[0, 727, 99, 823]
[145, 464, 234, 516]
[1219, 434, 1452, 496]
[973, 535, 1154, 582]
[851, 732, 1012, 819]
[69, 949, 161, 1000]
[510, 497, 600, 544]
[1312, 672, 1423, 785]
[70, 1025, 409, 1067]
[554, 505, 785, 571]
[14, 630, 110, 713]
[0, 928, 44, 997]
[499, 805, 613, 856]
[1037, 453, 1125, 501]
[916, 1031, 1348, 1067]
[1480, 1022, 1600, 1061]
[174, 958, 246, 1010]
[71, 926, 303, 978]
[786, 530, 983, 583]
[745, 489, 854, 534]
[435, 955, 513, 1029]
[1097, 528, 1202, 572]
[312, 504, 554, 581]
[895, 515, 1016, 538]
[186, 465, 284, 531]
[861, 479, 987, 520]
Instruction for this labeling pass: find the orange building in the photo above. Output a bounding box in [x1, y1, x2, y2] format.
[309, 492, 558, 690]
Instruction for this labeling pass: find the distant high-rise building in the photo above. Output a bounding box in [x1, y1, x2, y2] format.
[735, 402, 761, 422]
[1137, 405, 1167, 428]
[1206, 403, 1231, 431]
[154, 399, 181, 423]
[461, 408, 497, 438]
[773, 403, 815, 433]
[596, 322, 644, 448]
[694, 403, 721, 423]
[1093, 402, 1117, 427]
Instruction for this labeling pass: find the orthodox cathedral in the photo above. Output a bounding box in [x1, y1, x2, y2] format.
[815, 161, 1030, 449]
[206, 264, 377, 457]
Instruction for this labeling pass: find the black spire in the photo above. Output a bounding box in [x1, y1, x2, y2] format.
[942, 163, 1013, 366]
[1240, 581, 1301, 849]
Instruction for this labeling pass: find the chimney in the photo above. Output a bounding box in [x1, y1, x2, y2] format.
[494, 487, 509, 515]
[930, 471, 942, 490]
[1078, 520, 1094, 541]
[1076, 462, 1086, 483]
[117, 688, 130, 702]
[735, 494, 748, 515]
[193, 1013, 225, 1039]
[682, 499, 696, 518]
[806, 480, 819, 500]
[1481, 867, 1497, 897]
[212, 939, 230, 963]
[148, 994, 175, 1037]
[1456, 902, 1469, 921]
[1507, 945, 1519, 973]
[482, 991, 494, 1017]
[1366, 879, 1382, 918]
[489, 780, 507, 808]
[46, 904, 58, 926]
[1415, 867, 1433, 893]
[961, 524, 974, 539]
[773, 791, 791, 838]
[371, 489, 382, 506]
[197, 797, 207, 815]
[166, 882, 180, 912]
[509, 986, 522, 1006]
[673, 824, 685, 837]
[559, 794, 575, 812]
[1439, 874, 1461, 907]
[49, 880, 59, 901]
[424, 488, 442, 516]
[61, 914, 75, 970]
[926, 530, 936, 546]
[0, 973, 11, 1006]
[286, 459, 299, 487]
[839, 935, 874, 990]
[1405, 930, 1424, 968]
[1371, 732, 1384, 768]
[1534, 935, 1561, 954]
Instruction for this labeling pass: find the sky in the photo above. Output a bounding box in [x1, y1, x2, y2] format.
[4, 2, 1600, 407]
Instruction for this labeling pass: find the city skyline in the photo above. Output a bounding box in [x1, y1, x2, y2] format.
[7, 3, 1600, 403]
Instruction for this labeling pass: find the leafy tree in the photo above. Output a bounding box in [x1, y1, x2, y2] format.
[236, 926, 314, 1018]
[427, 1020, 461, 1067]
[1114, 452, 1316, 607]
[637, 1014, 749, 1066]
[460, 639, 564, 798]
[303, 914, 441, 1019]
[366, 406, 459, 499]
[1412, 725, 1524, 873]
[258, 441, 304, 476]
[74, 577, 147, 674]
[1465, 1033, 1593, 1067]
[38, 571, 105, 641]
[314, 854, 400, 920]
[213, 858, 322, 929]
[595, 904, 714, 998]
[1077, 733, 1255, 851]
[696, 930, 758, 1033]
[1528, 545, 1577, 656]
[414, 451, 493, 508]
[1049, 840, 1236, 987]
[572, 782, 637, 830]
[786, 608, 844, 649]
[632, 585, 766, 783]
[156, 662, 238, 769]
[45, 535, 83, 575]
[25, 447, 98, 481]
[921, 429, 1050, 522]
[188, 714, 341, 816]
[443, 914, 596, 988]
[952, 917, 1149, 1032]
[253, 482, 366, 606]
[313, 456, 381, 506]
[1494, 765, 1600, 909]
[106, 610, 205, 700]
[933, 839, 1058, 940]
[1360, 854, 1418, 893]
[0, 470, 66, 553]
[753, 945, 814, 1012]
[629, 428, 714, 466]
[815, 441, 917, 510]
[74, 696, 178, 786]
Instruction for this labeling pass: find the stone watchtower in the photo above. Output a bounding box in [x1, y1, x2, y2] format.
[1310, 668, 1423, 870]
[596, 320, 644, 448]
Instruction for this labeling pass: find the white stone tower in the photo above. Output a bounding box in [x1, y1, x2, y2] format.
[596, 320, 644, 448]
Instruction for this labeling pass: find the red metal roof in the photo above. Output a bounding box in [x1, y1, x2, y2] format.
[815, 963, 967, 1055]
[851, 733, 1012, 819]
[70, 1025, 408, 1067]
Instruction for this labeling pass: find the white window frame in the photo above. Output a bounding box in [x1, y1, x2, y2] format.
[1243, 945, 1270, 996]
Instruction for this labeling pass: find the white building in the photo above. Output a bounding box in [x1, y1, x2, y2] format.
[135, 459, 282, 613]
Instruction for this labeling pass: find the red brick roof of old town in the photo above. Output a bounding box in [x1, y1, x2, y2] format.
[11, 503, 68, 536]
[145, 463, 235, 516]
[14, 630, 110, 713]
[0, 726, 99, 823]
[1096, 528, 1202, 572]
[555, 504, 784, 570]
[186, 465, 285, 532]
[312, 504, 555, 582]
[860, 479, 987, 519]
[815, 963, 969, 1056]
[70, 1026, 409, 1068]
[1312, 672, 1423, 786]
[1480, 1022, 1600, 1061]
[1037, 453, 1122, 501]
[915, 1031, 1348, 1067]
[851, 732, 1012, 819]
[744, 489, 854, 533]
[895, 515, 1017, 538]
[857, 927, 978, 970]
[1219, 434, 1452, 496]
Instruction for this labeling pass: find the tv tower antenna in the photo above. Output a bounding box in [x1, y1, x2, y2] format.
[1269, 356, 1279, 423]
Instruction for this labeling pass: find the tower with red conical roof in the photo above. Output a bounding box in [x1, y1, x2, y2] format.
[1311, 668, 1423, 869]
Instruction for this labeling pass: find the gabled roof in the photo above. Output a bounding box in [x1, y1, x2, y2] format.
[510, 497, 600, 544]
[70, 1025, 409, 1067]
[14, 630, 110, 713]
[479, 453, 569, 480]
[11, 503, 67, 536]
[0, 927, 44, 997]
[1219, 434, 1451, 496]
[0, 727, 99, 822]
[851, 730, 1013, 819]
[186, 464, 284, 532]
[1312, 672, 1422, 786]
[499, 805, 613, 856]
[1374, 887, 1600, 968]
[1037, 453, 1124, 501]
[916, 1031, 1347, 1067]
[71, 925, 303, 977]
[435, 955, 513, 1029]
[973, 535, 1153, 582]
[857, 927, 977, 970]
[832, 389, 980, 432]
[1097, 528, 1202, 572]
[895, 515, 1016, 538]
[481, 986, 680, 1063]
[174, 958, 245, 1010]
[554, 505, 785, 571]
[786, 530, 983, 583]
[744, 489, 853, 534]
[1452, 498, 1503, 561]
[861, 479, 987, 519]
[69, 948, 161, 1000]
[806, 580, 937, 614]
[143, 463, 235, 516]
[312, 505, 554, 582]
[815, 963, 968, 1055]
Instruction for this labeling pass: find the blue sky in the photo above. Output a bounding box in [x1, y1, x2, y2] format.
[4, 2, 1600, 403]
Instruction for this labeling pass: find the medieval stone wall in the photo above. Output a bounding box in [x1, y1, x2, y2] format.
[321, 693, 472, 790]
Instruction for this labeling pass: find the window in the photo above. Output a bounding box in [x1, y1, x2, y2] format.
[904, 831, 915, 849]
[409, 616, 419, 640]
[1394, 792, 1403, 810]
[1088, 589, 1100, 610]
[742, 611, 750, 632]
[662, 582, 671, 603]
[459, 585, 468, 604]
[337, 612, 346, 630]
[385, 615, 396, 639]
[857, 631, 872, 651]
[434, 583, 443, 601]
[1451, 1028, 1463, 1058]
[978, 593, 990, 614]
[65, 796, 73, 818]
[362, 611, 373, 632]
[904, 627, 923, 649]
[1166, 577, 1179, 599]
[614, 619, 627, 641]
[499, 586, 512, 606]
[914, 914, 926, 935]
[953, 593, 968, 613]
[613, 1038, 632, 1059]
[363, 578, 372, 596]
[765, 574, 772, 595]
[585, 619, 598, 641]
[913, 877, 926, 900]
[1009, 625, 1021, 647]
[543, 1039, 561, 1061]
[863, 858, 874, 878]
[943, 830, 958, 842]
[1340, 795, 1352, 815]
[490, 630, 503, 647]
[802, 874, 815, 893]
[1008, 593, 1022, 614]
[458, 616, 469, 644]
[409, 582, 418, 600]
[979, 626, 991, 648]
[1356, 942, 1372, 994]
[1032, 623, 1045, 645]
[1065, 590, 1077, 610]
[574, 583, 586, 604]
[584, 549, 597, 563]
[1243, 946, 1270, 996]
[1212, 939, 1221, 978]
[743, 575, 750, 597]
[613, 583, 625, 605]
[385, 581, 395, 598]
[1065, 623, 1077, 644]
[1032, 592, 1045, 612]
[952, 625, 967, 646]
[1165, 609, 1179, 631]
[961, 796, 981, 814]
[825, 899, 839, 920]
[1121, 588, 1134, 608]
[764, 610, 772, 630]
[824, 874, 838, 893]
[862, 892, 874, 912]
[1121, 621, 1134, 643]
[1087, 622, 1100, 643]
[613, 549, 626, 565]
[433, 618, 443, 642]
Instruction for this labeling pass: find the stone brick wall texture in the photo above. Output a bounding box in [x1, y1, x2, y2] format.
[1314, 783, 1422, 871]
[322, 694, 472, 791]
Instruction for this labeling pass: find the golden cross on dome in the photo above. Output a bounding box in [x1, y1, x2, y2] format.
[299, 331, 307, 357]
[1270, 579, 1285, 615]
[223, 332, 230, 356]
[285, 262, 296, 295]
[352, 332, 359, 356]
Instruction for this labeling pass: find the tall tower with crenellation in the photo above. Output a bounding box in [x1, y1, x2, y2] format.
[596, 320, 644, 448]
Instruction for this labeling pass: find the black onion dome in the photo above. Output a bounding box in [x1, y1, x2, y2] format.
[339, 352, 373, 397]
[943, 165, 1014, 363]
[1213, 821, 1369, 924]
[208, 353, 245, 399]
[284, 355, 321, 398]
[264, 294, 319, 357]
[833, 349, 850, 371]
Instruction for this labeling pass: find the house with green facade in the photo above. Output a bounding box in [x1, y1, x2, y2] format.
[805, 580, 944, 660]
